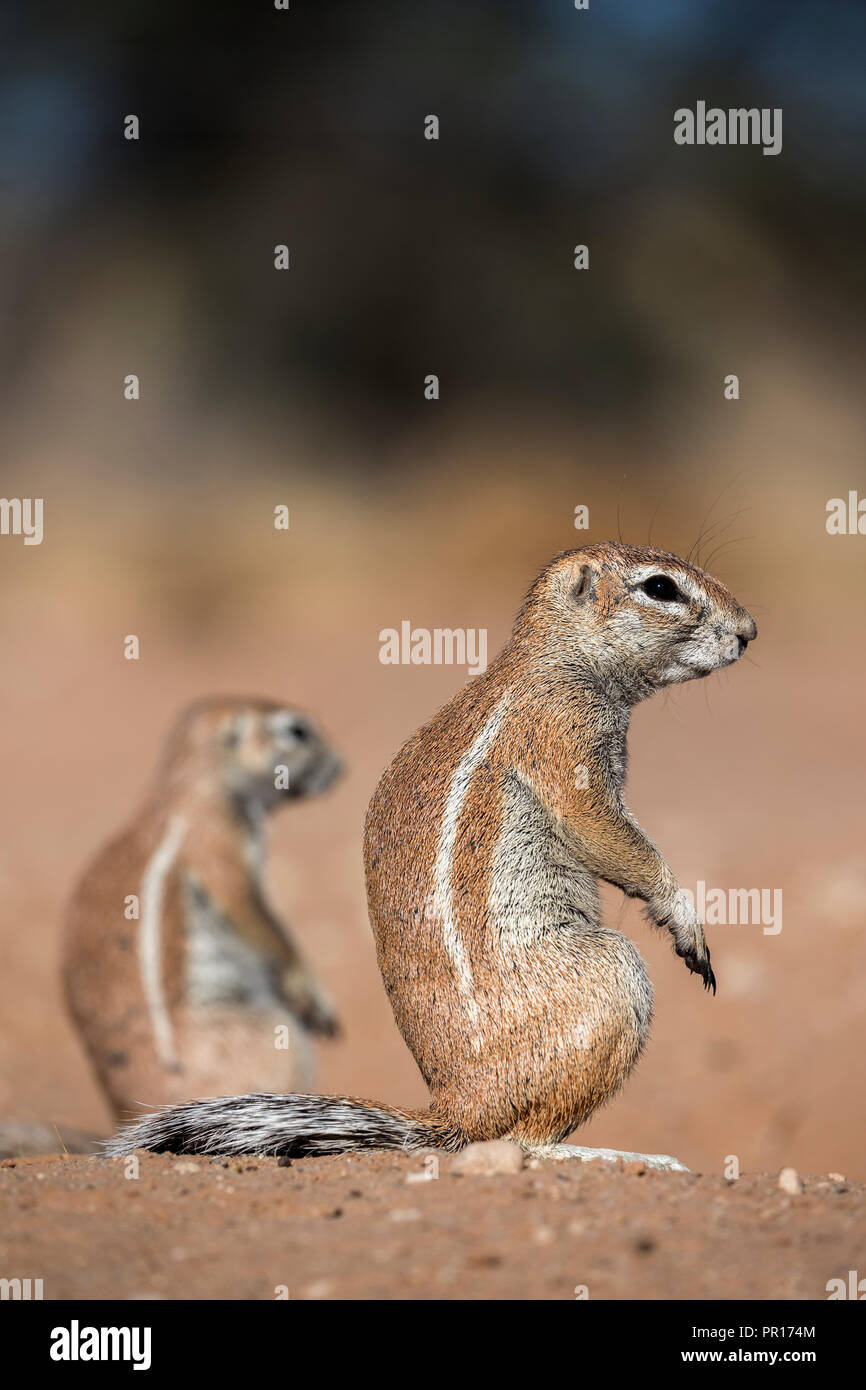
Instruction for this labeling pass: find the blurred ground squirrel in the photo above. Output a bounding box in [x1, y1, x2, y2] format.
[64, 697, 343, 1122]
[107, 546, 756, 1167]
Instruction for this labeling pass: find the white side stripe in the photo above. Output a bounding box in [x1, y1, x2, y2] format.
[138, 815, 187, 1068]
[432, 692, 509, 1005]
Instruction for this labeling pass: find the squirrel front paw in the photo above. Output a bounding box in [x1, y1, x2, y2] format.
[283, 974, 342, 1037]
[676, 938, 716, 994]
[298, 996, 342, 1038]
[651, 891, 717, 995]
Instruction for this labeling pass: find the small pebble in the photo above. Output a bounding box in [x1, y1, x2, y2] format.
[778, 1166, 803, 1195]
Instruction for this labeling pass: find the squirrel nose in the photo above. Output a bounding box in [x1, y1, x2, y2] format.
[735, 614, 757, 654]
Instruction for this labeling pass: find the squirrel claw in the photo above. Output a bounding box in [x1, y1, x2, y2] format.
[679, 947, 716, 995]
[693, 958, 716, 996]
[299, 1004, 342, 1038]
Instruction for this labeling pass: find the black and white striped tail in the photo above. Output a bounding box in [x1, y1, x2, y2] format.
[104, 1092, 462, 1158]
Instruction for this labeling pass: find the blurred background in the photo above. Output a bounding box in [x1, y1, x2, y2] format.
[0, 0, 864, 1176]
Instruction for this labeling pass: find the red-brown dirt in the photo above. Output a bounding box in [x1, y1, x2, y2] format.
[1, 1150, 862, 1301]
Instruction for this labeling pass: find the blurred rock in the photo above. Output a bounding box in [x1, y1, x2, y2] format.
[778, 1166, 803, 1195]
[452, 1140, 525, 1175]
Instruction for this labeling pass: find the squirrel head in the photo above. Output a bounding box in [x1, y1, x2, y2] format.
[514, 543, 757, 705]
[159, 697, 343, 811]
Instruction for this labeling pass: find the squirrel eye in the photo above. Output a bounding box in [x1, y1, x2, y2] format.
[642, 575, 681, 603]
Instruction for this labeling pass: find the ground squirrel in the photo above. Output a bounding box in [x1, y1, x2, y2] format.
[64, 697, 343, 1122]
[107, 546, 756, 1168]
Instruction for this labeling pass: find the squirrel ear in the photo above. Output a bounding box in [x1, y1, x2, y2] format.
[570, 564, 595, 604]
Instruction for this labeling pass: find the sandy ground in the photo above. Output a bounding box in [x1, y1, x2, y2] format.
[1, 1148, 862, 1301]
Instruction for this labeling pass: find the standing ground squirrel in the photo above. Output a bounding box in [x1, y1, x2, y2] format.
[64, 697, 343, 1122]
[107, 545, 756, 1168]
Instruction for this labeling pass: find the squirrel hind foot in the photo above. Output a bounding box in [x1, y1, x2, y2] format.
[523, 1142, 690, 1172]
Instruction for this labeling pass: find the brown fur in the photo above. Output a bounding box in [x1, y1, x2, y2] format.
[363, 544, 756, 1149]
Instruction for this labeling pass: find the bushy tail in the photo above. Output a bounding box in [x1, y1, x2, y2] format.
[103, 1093, 464, 1158]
